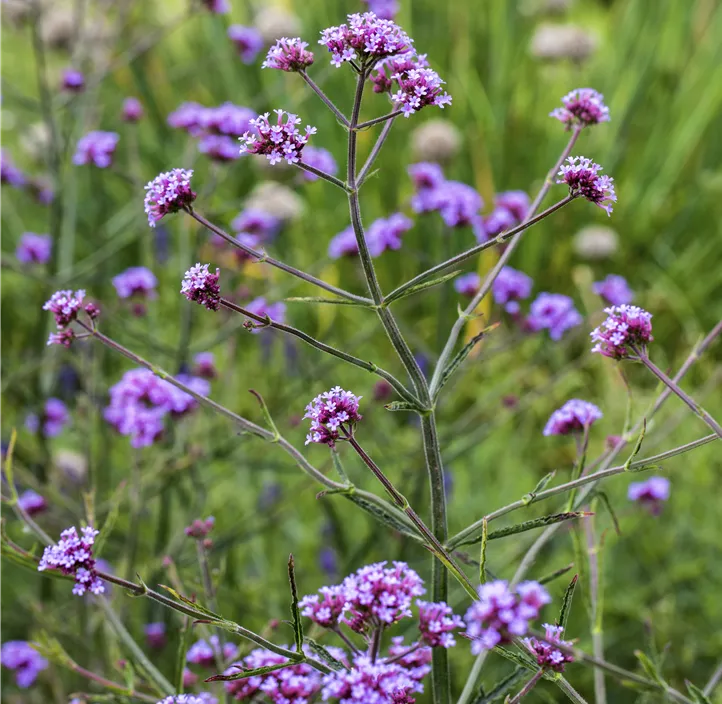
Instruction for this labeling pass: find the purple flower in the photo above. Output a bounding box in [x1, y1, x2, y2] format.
[299, 584, 348, 628]
[239, 110, 316, 165]
[145, 622, 167, 650]
[319, 12, 413, 67]
[122, 97, 144, 122]
[543, 399, 603, 436]
[1, 150, 26, 188]
[181, 263, 221, 311]
[304, 386, 363, 447]
[16, 232, 52, 265]
[165, 375, 210, 416]
[557, 156, 617, 215]
[387, 637, 432, 682]
[361, 0, 399, 20]
[43, 289, 85, 328]
[495, 190, 530, 223]
[158, 695, 217, 704]
[432, 181, 485, 237]
[144, 168, 196, 227]
[319, 546, 338, 578]
[590, 304, 653, 359]
[72, 131, 119, 168]
[185, 516, 215, 539]
[454, 272, 480, 298]
[231, 208, 281, 240]
[592, 274, 634, 306]
[300, 146, 338, 182]
[527, 293, 583, 341]
[201, 104, 256, 137]
[417, 600, 465, 648]
[464, 580, 550, 653]
[187, 636, 238, 668]
[61, 69, 85, 92]
[262, 37, 315, 72]
[39, 525, 105, 596]
[17, 489, 48, 517]
[193, 352, 217, 379]
[328, 226, 359, 259]
[522, 623, 575, 672]
[366, 212, 413, 256]
[551, 88, 610, 130]
[47, 329, 76, 347]
[112, 267, 158, 299]
[483, 206, 516, 237]
[198, 134, 240, 162]
[628, 476, 670, 515]
[244, 297, 286, 332]
[1, 641, 48, 688]
[408, 162, 445, 193]
[201, 0, 229, 12]
[168, 102, 206, 135]
[391, 60, 452, 117]
[28, 177, 55, 205]
[492, 266, 533, 314]
[227, 25, 264, 64]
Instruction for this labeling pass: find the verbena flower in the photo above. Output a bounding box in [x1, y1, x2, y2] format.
[328, 226, 359, 259]
[590, 304, 653, 359]
[300, 146, 338, 182]
[144, 168, 196, 227]
[43, 290, 85, 328]
[299, 584, 348, 627]
[464, 580, 550, 653]
[25, 398, 70, 437]
[387, 637, 432, 682]
[628, 476, 670, 515]
[1, 150, 26, 188]
[321, 655, 420, 703]
[557, 157, 617, 215]
[17, 489, 48, 517]
[231, 208, 281, 240]
[16, 232, 52, 265]
[483, 206, 516, 237]
[319, 12, 413, 67]
[227, 25, 264, 64]
[239, 110, 316, 165]
[391, 60, 452, 117]
[122, 97, 143, 122]
[201, 0, 229, 12]
[454, 272, 481, 298]
[417, 600, 465, 648]
[61, 68, 85, 92]
[28, 177, 55, 206]
[492, 266, 533, 314]
[198, 134, 240, 162]
[244, 297, 287, 333]
[527, 293, 582, 341]
[185, 516, 215, 539]
[366, 212, 413, 256]
[0, 641, 48, 688]
[145, 622, 167, 650]
[523, 623, 575, 672]
[47, 329, 76, 347]
[156, 695, 217, 704]
[551, 88, 610, 129]
[495, 190, 530, 223]
[112, 267, 158, 299]
[168, 102, 206, 135]
[181, 263, 221, 311]
[363, 0, 399, 19]
[262, 37, 315, 71]
[543, 399, 603, 436]
[193, 352, 217, 379]
[72, 131, 119, 168]
[432, 181, 486, 239]
[38, 526, 105, 596]
[592, 274, 634, 306]
[303, 386, 362, 446]
[187, 636, 238, 668]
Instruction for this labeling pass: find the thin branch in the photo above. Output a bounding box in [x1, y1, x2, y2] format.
[357, 117, 397, 187]
[299, 70, 350, 127]
[296, 161, 350, 190]
[356, 109, 404, 130]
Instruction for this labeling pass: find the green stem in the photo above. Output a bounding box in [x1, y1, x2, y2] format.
[456, 651, 489, 704]
[298, 70, 350, 127]
[357, 117, 397, 187]
[507, 669, 543, 704]
[296, 161, 350, 190]
[355, 109, 404, 130]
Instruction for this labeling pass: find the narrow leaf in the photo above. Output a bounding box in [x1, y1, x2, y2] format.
[2, 429, 18, 502]
[495, 646, 537, 672]
[384, 271, 461, 305]
[479, 518, 488, 585]
[634, 650, 666, 687]
[623, 420, 647, 471]
[285, 297, 373, 307]
[249, 389, 281, 440]
[473, 667, 528, 704]
[175, 615, 193, 694]
[206, 661, 293, 682]
[159, 585, 221, 619]
[592, 490, 621, 537]
[557, 574, 578, 630]
[538, 563, 575, 586]
[343, 494, 421, 542]
[434, 324, 499, 397]
[522, 471, 556, 506]
[287, 554, 304, 652]
[685, 681, 713, 704]
[457, 512, 592, 547]
[304, 638, 347, 672]
[384, 401, 427, 413]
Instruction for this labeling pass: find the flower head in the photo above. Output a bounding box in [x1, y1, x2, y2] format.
[39, 525, 105, 596]
[26, 398, 70, 437]
[417, 601, 465, 648]
[187, 636, 238, 668]
[628, 476, 670, 515]
[319, 12, 412, 68]
[72, 131, 119, 168]
[391, 59, 452, 117]
[551, 88, 610, 129]
[492, 267, 533, 314]
[388, 637, 432, 682]
[592, 274, 634, 306]
[157, 695, 218, 704]
[168, 102, 206, 135]
[231, 208, 281, 240]
[122, 97, 144, 122]
[144, 168, 196, 227]
[200, 104, 256, 137]
[432, 181, 485, 238]
[112, 267, 157, 300]
[299, 584, 348, 628]
[304, 386, 362, 446]
[16, 232, 52, 265]
[527, 293, 582, 340]
[366, 212, 413, 256]
[495, 190, 530, 223]
[543, 399, 603, 436]
[198, 134, 240, 162]
[557, 157, 616, 215]
[227, 25, 264, 64]
[1, 149, 26, 188]
[263, 37, 315, 71]
[239, 110, 316, 165]
[362, 0, 399, 20]
[43, 289, 85, 328]
[193, 352, 217, 379]
[181, 263, 221, 311]
[523, 623, 575, 672]
[328, 226, 359, 259]
[62, 69, 85, 92]
[590, 304, 653, 359]
[18, 489, 48, 517]
[201, 0, 229, 12]
[483, 206, 516, 238]
[454, 272, 480, 298]
[300, 146, 338, 182]
[145, 623, 167, 650]
[1, 641, 48, 688]
[185, 516, 215, 539]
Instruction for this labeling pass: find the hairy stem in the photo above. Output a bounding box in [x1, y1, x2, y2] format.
[355, 109, 404, 130]
[358, 117, 397, 187]
[507, 669, 543, 704]
[296, 161, 350, 190]
[299, 70, 350, 127]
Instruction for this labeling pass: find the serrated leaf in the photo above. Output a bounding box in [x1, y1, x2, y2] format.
[634, 650, 666, 687]
[522, 471, 556, 505]
[557, 574, 578, 630]
[685, 680, 713, 704]
[495, 646, 537, 671]
[206, 661, 293, 682]
[592, 490, 621, 537]
[287, 554, 304, 653]
[538, 563, 574, 586]
[623, 420, 647, 471]
[343, 494, 421, 542]
[472, 667, 527, 704]
[456, 512, 591, 547]
[384, 401, 427, 413]
[384, 271, 461, 305]
[433, 324, 497, 398]
[284, 297, 374, 307]
[479, 518, 488, 585]
[305, 639, 347, 672]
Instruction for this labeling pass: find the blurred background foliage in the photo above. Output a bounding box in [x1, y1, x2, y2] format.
[2, 0, 721, 702]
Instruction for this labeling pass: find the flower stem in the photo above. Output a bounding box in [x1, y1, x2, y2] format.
[357, 117, 397, 187]
[70, 663, 157, 702]
[507, 669, 544, 704]
[584, 511, 607, 704]
[456, 651, 489, 704]
[355, 109, 404, 130]
[296, 161, 350, 190]
[299, 70, 350, 127]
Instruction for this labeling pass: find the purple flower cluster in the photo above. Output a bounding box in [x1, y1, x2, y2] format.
[122, 97, 144, 122]
[464, 580, 551, 653]
[157, 695, 217, 704]
[522, 623, 574, 672]
[144, 168, 196, 227]
[112, 267, 158, 299]
[239, 110, 316, 165]
[43, 289, 86, 328]
[592, 274, 634, 306]
[303, 386, 363, 446]
[262, 37, 315, 72]
[25, 398, 70, 437]
[319, 12, 412, 68]
[232, 208, 281, 240]
[483, 190, 531, 237]
[1, 149, 26, 188]
[145, 622, 167, 650]
[454, 272, 480, 298]
[202, 0, 229, 12]
[628, 476, 670, 515]
[18, 489, 48, 517]
[72, 131, 119, 168]
[329, 213, 412, 258]
[544, 400, 603, 436]
[62, 69, 85, 92]
[551, 88, 610, 130]
[16, 232, 52, 265]
[194, 352, 217, 379]
[527, 293, 582, 340]
[187, 635, 239, 668]
[243, 297, 287, 332]
[417, 600, 465, 648]
[38, 525, 104, 596]
[227, 25, 264, 64]
[387, 637, 432, 681]
[492, 266, 533, 314]
[181, 263, 221, 311]
[362, 0, 399, 20]
[557, 157, 617, 215]
[1, 641, 48, 688]
[321, 655, 421, 703]
[590, 304, 653, 359]
[185, 516, 215, 539]
[300, 146, 338, 182]
[104, 368, 209, 447]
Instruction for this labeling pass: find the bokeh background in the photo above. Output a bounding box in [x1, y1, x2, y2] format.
[2, 0, 722, 702]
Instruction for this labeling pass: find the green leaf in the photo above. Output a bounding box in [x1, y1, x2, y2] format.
[249, 389, 281, 441]
[175, 615, 193, 694]
[685, 681, 713, 704]
[384, 401, 428, 413]
[2, 429, 18, 503]
[284, 297, 374, 307]
[159, 585, 222, 619]
[343, 494, 421, 542]
[495, 646, 537, 672]
[538, 563, 574, 586]
[472, 667, 527, 704]
[304, 638, 347, 672]
[206, 661, 294, 682]
[626, 463, 662, 474]
[623, 420, 647, 471]
[592, 490, 622, 537]
[522, 471, 556, 505]
[479, 518, 488, 585]
[384, 271, 461, 305]
[557, 574, 579, 630]
[634, 650, 666, 687]
[287, 554, 304, 653]
[456, 512, 591, 547]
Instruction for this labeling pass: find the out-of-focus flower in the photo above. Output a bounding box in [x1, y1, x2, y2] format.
[496, 191, 531, 223]
[39, 526, 104, 596]
[122, 97, 144, 122]
[20, 122, 52, 164]
[228, 25, 264, 64]
[255, 7, 302, 44]
[387, 636, 432, 683]
[408, 162, 445, 196]
[573, 225, 618, 260]
[523, 623, 574, 672]
[411, 119, 461, 164]
[300, 146, 338, 182]
[157, 695, 217, 704]
[187, 636, 238, 668]
[244, 297, 286, 332]
[54, 449, 88, 484]
[245, 182, 305, 222]
[193, 352, 217, 379]
[492, 266, 533, 314]
[16, 232, 52, 265]
[431, 181, 485, 239]
[543, 399, 603, 436]
[557, 156, 616, 215]
[527, 293, 582, 340]
[319, 546, 338, 579]
[145, 623, 167, 650]
[263, 37, 315, 72]
[28, 176, 55, 206]
[551, 88, 610, 129]
[304, 387, 363, 447]
[61, 69, 85, 92]
[365, 212, 413, 256]
[590, 305, 653, 359]
[1, 149, 26, 188]
[144, 169, 196, 227]
[530, 24, 598, 62]
[362, 0, 400, 20]
[1, 641, 48, 688]
[182, 669, 199, 688]
[198, 134, 240, 162]
[592, 274, 634, 305]
[628, 476, 670, 515]
[328, 226, 359, 259]
[239, 110, 316, 165]
[17, 490, 48, 517]
[201, 0, 229, 13]
[454, 273, 480, 297]
[72, 131, 119, 168]
[231, 209, 281, 240]
[417, 601, 465, 648]
[25, 398, 70, 438]
[112, 267, 157, 300]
